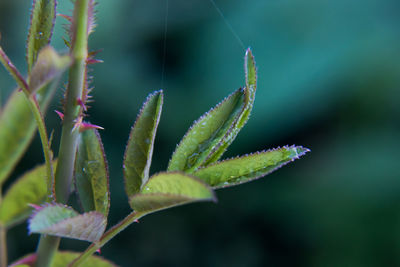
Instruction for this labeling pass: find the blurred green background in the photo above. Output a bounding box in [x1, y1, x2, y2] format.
[1, 0, 400, 266]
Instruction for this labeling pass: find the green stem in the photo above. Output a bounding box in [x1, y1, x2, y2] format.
[36, 0, 90, 266]
[70, 211, 145, 267]
[35, 235, 60, 267]
[26, 97, 54, 198]
[54, 0, 89, 204]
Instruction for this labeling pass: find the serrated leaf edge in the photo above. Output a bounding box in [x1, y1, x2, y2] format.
[28, 203, 106, 242]
[28, 203, 78, 232]
[195, 145, 310, 189]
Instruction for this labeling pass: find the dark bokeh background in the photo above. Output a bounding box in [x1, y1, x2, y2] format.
[1, 0, 400, 266]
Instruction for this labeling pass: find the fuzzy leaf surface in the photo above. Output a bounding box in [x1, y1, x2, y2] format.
[124, 91, 163, 196]
[75, 129, 110, 217]
[168, 88, 246, 172]
[130, 172, 216, 213]
[0, 83, 56, 185]
[0, 161, 56, 228]
[194, 146, 310, 188]
[28, 46, 71, 94]
[245, 48, 257, 91]
[29, 204, 106, 242]
[27, 0, 57, 72]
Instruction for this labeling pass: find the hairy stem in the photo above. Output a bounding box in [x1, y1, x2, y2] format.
[55, 0, 89, 204]
[36, 0, 90, 266]
[70, 211, 145, 266]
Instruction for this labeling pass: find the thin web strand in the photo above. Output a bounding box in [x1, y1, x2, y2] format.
[208, 0, 246, 50]
[161, 0, 169, 89]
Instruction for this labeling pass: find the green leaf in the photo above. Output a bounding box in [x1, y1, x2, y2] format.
[167, 88, 245, 172]
[245, 48, 257, 92]
[129, 172, 216, 213]
[10, 252, 117, 267]
[201, 49, 257, 166]
[75, 129, 110, 217]
[52, 251, 117, 267]
[26, 0, 57, 72]
[28, 46, 71, 94]
[29, 204, 106, 242]
[0, 161, 56, 228]
[0, 81, 58, 185]
[168, 49, 258, 173]
[124, 90, 163, 197]
[193, 146, 310, 189]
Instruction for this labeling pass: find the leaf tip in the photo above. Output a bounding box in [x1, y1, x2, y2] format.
[245, 47, 253, 59]
[244, 47, 257, 89]
[289, 145, 311, 160]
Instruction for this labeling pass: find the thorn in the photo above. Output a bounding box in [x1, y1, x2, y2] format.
[55, 110, 64, 120]
[62, 37, 71, 48]
[79, 122, 104, 132]
[76, 98, 87, 111]
[89, 49, 103, 57]
[87, 49, 103, 65]
[87, 58, 103, 65]
[58, 14, 73, 22]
